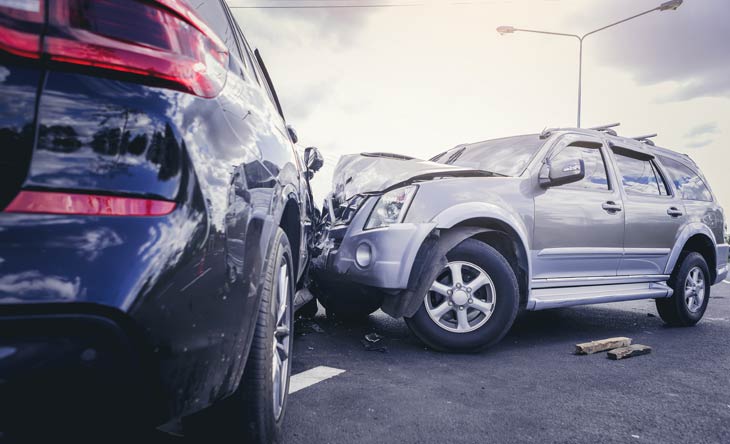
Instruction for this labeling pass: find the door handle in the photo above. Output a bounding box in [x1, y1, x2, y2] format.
[667, 207, 683, 217]
[602, 201, 622, 213]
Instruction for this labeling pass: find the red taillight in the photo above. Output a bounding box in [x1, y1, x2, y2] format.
[0, 0, 45, 58]
[4, 191, 176, 216]
[0, 0, 228, 98]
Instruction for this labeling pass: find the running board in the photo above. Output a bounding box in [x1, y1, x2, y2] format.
[528, 282, 672, 311]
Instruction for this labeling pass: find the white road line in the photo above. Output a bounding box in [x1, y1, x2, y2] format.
[724, 280, 730, 285]
[180, 267, 212, 292]
[289, 366, 345, 394]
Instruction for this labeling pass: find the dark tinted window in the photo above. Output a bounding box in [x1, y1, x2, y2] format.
[433, 135, 545, 176]
[659, 156, 713, 201]
[613, 150, 668, 196]
[551, 143, 609, 191]
[192, 0, 236, 56]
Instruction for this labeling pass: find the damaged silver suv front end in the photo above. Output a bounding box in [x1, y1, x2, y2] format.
[310, 152, 500, 318]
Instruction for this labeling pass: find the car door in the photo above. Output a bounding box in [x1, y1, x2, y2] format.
[609, 145, 685, 276]
[532, 134, 625, 279]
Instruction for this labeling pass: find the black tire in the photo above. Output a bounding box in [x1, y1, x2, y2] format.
[404, 239, 519, 352]
[184, 228, 294, 444]
[656, 252, 710, 326]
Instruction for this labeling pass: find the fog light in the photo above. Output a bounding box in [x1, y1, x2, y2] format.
[355, 243, 372, 268]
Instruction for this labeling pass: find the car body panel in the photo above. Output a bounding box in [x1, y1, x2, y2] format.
[312, 128, 726, 316]
[0, 0, 311, 423]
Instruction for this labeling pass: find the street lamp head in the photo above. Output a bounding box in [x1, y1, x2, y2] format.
[496, 25, 516, 35]
[658, 0, 683, 11]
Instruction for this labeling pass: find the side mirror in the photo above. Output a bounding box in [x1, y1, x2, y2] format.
[304, 146, 324, 175]
[540, 158, 585, 188]
[287, 125, 298, 144]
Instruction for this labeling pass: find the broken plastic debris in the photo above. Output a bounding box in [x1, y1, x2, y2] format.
[364, 332, 383, 343]
[360, 339, 387, 353]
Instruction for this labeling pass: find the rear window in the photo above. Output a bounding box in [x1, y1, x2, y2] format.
[432, 135, 546, 177]
[658, 156, 713, 202]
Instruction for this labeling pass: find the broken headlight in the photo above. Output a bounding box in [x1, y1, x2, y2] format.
[364, 185, 417, 229]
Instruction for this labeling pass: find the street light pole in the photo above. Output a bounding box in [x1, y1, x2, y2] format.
[497, 0, 683, 128]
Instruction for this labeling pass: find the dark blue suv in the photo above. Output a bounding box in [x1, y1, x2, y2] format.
[0, 0, 322, 441]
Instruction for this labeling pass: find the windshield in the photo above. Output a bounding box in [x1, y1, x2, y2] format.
[431, 134, 546, 177]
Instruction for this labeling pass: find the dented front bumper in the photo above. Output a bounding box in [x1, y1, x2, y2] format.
[315, 197, 436, 290]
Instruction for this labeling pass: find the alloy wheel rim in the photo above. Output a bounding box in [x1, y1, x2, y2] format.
[684, 266, 705, 313]
[424, 261, 496, 333]
[272, 259, 291, 420]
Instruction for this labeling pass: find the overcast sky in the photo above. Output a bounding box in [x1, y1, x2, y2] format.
[231, 0, 729, 213]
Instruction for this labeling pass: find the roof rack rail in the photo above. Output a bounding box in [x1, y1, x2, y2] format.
[588, 122, 621, 131]
[539, 127, 559, 139]
[587, 122, 620, 136]
[631, 133, 657, 146]
[539, 122, 621, 139]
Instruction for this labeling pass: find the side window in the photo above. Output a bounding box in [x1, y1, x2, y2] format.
[550, 142, 609, 191]
[229, 16, 259, 82]
[659, 156, 713, 202]
[612, 149, 669, 197]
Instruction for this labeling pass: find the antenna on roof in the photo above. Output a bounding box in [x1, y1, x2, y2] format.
[631, 134, 658, 146]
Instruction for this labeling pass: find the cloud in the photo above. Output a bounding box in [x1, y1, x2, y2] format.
[685, 139, 713, 149]
[230, 4, 372, 47]
[569, 0, 730, 102]
[684, 122, 718, 139]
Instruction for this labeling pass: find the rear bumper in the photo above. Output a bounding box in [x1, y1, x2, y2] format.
[716, 243, 729, 284]
[0, 304, 161, 433]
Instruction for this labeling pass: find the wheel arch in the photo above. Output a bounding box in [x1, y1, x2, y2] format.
[278, 193, 301, 277]
[665, 224, 717, 283]
[432, 202, 532, 305]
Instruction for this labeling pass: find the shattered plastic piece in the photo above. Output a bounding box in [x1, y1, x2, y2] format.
[360, 339, 388, 353]
[364, 332, 383, 343]
[295, 318, 325, 334]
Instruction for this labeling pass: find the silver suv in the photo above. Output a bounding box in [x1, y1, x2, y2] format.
[311, 125, 729, 352]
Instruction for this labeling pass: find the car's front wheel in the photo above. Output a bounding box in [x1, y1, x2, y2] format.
[404, 239, 519, 352]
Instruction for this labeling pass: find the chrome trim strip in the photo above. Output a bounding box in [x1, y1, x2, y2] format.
[531, 274, 669, 289]
[623, 248, 671, 257]
[537, 248, 670, 258]
[529, 282, 672, 310]
[537, 247, 623, 259]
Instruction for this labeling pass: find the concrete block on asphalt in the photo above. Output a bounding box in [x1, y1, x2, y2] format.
[607, 344, 652, 360]
[574, 337, 632, 355]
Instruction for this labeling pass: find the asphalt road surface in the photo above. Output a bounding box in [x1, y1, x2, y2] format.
[8, 282, 729, 443]
[284, 280, 730, 444]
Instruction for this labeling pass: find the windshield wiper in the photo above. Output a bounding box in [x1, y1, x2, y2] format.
[361, 152, 415, 160]
[445, 147, 466, 164]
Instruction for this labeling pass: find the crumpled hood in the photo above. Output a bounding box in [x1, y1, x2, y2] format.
[331, 152, 494, 201]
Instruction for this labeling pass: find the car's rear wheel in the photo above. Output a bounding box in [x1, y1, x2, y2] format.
[405, 239, 519, 352]
[656, 252, 710, 326]
[184, 228, 293, 443]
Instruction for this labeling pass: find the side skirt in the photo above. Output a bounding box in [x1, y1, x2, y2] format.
[527, 281, 673, 311]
